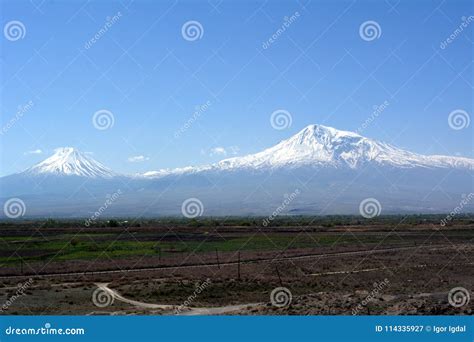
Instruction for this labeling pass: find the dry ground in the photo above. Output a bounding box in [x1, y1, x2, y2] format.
[0, 221, 472, 315]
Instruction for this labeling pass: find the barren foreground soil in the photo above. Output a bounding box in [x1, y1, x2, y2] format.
[0, 220, 472, 315]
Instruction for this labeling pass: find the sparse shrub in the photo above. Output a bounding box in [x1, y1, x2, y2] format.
[107, 219, 120, 227]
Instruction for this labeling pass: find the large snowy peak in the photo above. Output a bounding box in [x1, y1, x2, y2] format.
[24, 147, 116, 178]
[215, 124, 474, 171]
[217, 124, 374, 169]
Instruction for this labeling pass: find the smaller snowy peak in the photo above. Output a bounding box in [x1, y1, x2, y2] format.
[24, 147, 116, 178]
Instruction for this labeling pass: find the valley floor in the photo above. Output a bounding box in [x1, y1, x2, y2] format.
[0, 219, 472, 315]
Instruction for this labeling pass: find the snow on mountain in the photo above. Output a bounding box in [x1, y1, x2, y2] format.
[139, 165, 212, 178]
[215, 124, 474, 170]
[24, 147, 116, 178]
[2, 126, 472, 217]
[142, 124, 474, 178]
[11, 125, 474, 181]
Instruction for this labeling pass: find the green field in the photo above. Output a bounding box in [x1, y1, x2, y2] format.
[0, 232, 393, 266]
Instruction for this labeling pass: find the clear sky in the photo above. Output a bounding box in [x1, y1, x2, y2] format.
[1, 0, 472, 176]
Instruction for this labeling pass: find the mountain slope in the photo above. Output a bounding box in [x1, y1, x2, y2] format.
[24, 147, 116, 178]
[142, 124, 474, 178]
[216, 124, 474, 170]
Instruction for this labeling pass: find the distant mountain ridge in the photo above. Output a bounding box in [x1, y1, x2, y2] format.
[1, 124, 472, 217]
[11, 124, 474, 180]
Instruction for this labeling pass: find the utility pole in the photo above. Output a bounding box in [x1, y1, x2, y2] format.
[237, 251, 241, 281]
[275, 265, 283, 287]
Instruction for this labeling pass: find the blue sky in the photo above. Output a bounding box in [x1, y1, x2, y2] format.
[0, 0, 472, 176]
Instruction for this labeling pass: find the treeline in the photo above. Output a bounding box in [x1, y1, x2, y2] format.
[1, 214, 474, 229]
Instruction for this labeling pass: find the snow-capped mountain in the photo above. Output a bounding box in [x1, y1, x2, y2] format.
[0, 124, 472, 217]
[24, 147, 116, 178]
[142, 124, 474, 178]
[217, 124, 474, 170]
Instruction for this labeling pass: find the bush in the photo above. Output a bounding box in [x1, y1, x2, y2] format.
[107, 219, 120, 227]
